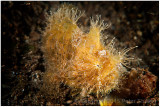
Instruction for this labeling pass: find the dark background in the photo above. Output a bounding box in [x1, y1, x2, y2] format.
[1, 1, 159, 106]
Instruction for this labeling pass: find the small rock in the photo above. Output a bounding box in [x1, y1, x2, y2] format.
[133, 36, 137, 40]
[46, 102, 53, 106]
[66, 100, 73, 104]
[137, 30, 142, 36]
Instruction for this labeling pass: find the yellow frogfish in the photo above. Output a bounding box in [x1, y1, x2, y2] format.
[42, 4, 137, 98]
